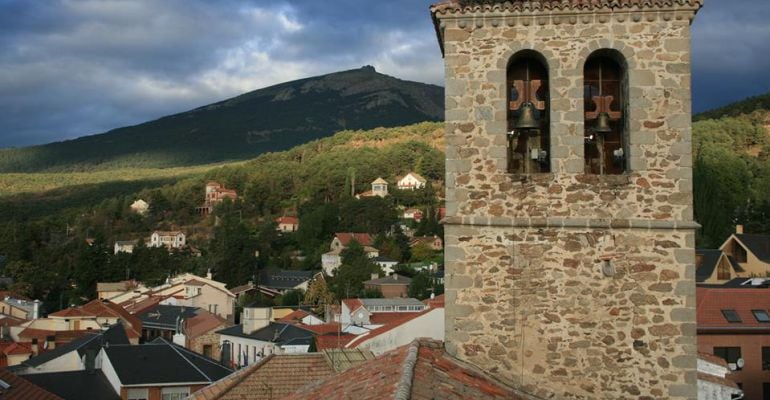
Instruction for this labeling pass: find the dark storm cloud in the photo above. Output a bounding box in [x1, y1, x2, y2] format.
[0, 0, 767, 147]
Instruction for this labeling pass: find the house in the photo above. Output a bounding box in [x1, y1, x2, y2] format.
[10, 300, 142, 345]
[107, 272, 236, 322]
[363, 274, 411, 298]
[275, 216, 299, 233]
[397, 172, 427, 190]
[697, 352, 743, 400]
[97, 281, 138, 301]
[0, 368, 64, 399]
[258, 270, 319, 294]
[697, 285, 770, 399]
[322, 233, 379, 276]
[100, 338, 233, 399]
[113, 240, 139, 255]
[129, 199, 149, 216]
[402, 208, 423, 222]
[11, 324, 130, 375]
[0, 295, 41, 320]
[340, 298, 426, 326]
[355, 178, 388, 199]
[198, 182, 238, 215]
[188, 349, 375, 400]
[182, 310, 229, 361]
[149, 231, 186, 250]
[696, 249, 745, 284]
[719, 226, 770, 278]
[217, 307, 315, 368]
[20, 369, 119, 400]
[344, 295, 445, 356]
[371, 256, 398, 275]
[138, 304, 227, 361]
[409, 235, 443, 251]
[277, 309, 325, 326]
[139, 304, 200, 342]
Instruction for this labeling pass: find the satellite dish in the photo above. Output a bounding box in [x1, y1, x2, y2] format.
[737, 358, 745, 369]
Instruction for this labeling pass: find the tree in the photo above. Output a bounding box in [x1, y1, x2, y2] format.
[329, 241, 381, 300]
[408, 271, 438, 300]
[304, 277, 335, 314]
[277, 289, 305, 307]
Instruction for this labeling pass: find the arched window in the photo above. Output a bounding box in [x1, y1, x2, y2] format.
[507, 51, 549, 174]
[584, 51, 627, 175]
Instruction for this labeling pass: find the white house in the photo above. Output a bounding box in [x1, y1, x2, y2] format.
[113, 240, 138, 255]
[217, 307, 314, 368]
[697, 352, 742, 400]
[372, 257, 399, 275]
[149, 231, 186, 250]
[356, 178, 388, 199]
[130, 199, 149, 215]
[340, 298, 426, 326]
[322, 233, 379, 276]
[397, 172, 427, 190]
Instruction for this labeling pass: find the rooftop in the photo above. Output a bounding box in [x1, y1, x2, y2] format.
[104, 338, 232, 385]
[364, 274, 412, 286]
[0, 368, 63, 400]
[139, 304, 199, 330]
[733, 233, 770, 263]
[259, 270, 316, 290]
[697, 286, 770, 331]
[334, 233, 374, 247]
[283, 339, 526, 400]
[21, 370, 119, 400]
[217, 322, 315, 346]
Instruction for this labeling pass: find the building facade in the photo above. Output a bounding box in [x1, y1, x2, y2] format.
[433, 0, 703, 398]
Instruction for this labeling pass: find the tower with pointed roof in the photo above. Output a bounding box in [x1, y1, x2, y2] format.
[432, 0, 703, 398]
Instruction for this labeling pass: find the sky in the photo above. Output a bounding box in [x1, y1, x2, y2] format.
[0, 0, 768, 148]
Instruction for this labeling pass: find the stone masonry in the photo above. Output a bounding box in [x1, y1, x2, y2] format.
[432, 1, 703, 399]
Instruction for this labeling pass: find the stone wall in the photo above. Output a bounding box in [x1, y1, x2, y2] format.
[435, 3, 702, 399]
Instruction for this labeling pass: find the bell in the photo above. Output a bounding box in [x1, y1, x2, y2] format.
[594, 112, 612, 134]
[514, 102, 539, 131]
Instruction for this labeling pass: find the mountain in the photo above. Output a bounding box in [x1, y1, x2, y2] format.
[695, 91, 770, 121]
[0, 66, 444, 172]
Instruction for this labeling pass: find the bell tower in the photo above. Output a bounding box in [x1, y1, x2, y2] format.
[432, 0, 703, 399]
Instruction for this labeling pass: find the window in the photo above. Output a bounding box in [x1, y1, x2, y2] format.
[764, 382, 770, 400]
[763, 347, 770, 370]
[203, 344, 212, 358]
[714, 347, 742, 370]
[717, 259, 731, 280]
[584, 51, 627, 175]
[507, 51, 550, 174]
[161, 387, 190, 400]
[754, 310, 770, 323]
[722, 309, 742, 323]
[127, 388, 149, 400]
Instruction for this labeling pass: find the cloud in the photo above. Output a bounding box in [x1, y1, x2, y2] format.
[0, 0, 767, 146]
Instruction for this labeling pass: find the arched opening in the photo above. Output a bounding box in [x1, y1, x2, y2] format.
[507, 51, 550, 174]
[584, 50, 628, 175]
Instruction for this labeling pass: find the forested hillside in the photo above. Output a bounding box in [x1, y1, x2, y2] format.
[0, 66, 443, 172]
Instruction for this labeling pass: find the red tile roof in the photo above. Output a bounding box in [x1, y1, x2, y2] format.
[335, 233, 373, 247]
[276, 216, 299, 225]
[341, 299, 363, 313]
[189, 354, 335, 400]
[0, 368, 63, 400]
[369, 312, 415, 325]
[697, 287, 770, 332]
[0, 291, 31, 301]
[4, 342, 32, 355]
[47, 307, 94, 318]
[295, 323, 341, 335]
[79, 299, 142, 338]
[185, 311, 228, 340]
[284, 339, 523, 400]
[348, 308, 442, 349]
[185, 279, 207, 287]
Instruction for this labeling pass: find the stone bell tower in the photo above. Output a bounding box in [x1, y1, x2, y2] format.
[432, 0, 703, 399]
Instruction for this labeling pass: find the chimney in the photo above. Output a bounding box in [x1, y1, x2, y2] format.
[45, 335, 55, 350]
[242, 307, 271, 334]
[393, 274, 398, 281]
[371, 273, 379, 281]
[206, 269, 213, 280]
[736, 225, 744, 234]
[85, 348, 97, 375]
[31, 338, 38, 355]
[32, 300, 41, 320]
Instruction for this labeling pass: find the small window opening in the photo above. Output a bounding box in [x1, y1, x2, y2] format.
[584, 53, 627, 174]
[507, 52, 550, 174]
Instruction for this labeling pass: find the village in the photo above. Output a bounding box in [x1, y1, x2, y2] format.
[0, 0, 767, 399]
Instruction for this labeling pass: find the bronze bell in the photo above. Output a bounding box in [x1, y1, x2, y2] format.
[515, 102, 539, 131]
[594, 112, 612, 134]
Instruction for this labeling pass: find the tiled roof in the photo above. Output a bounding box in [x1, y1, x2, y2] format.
[47, 307, 94, 318]
[0, 368, 63, 400]
[189, 354, 335, 400]
[315, 334, 358, 351]
[400, 172, 427, 184]
[259, 269, 315, 291]
[185, 311, 228, 340]
[370, 312, 414, 325]
[217, 322, 315, 345]
[283, 339, 523, 400]
[335, 233, 374, 247]
[96, 281, 135, 293]
[4, 342, 32, 355]
[228, 283, 254, 295]
[139, 304, 199, 330]
[372, 177, 388, 185]
[348, 308, 442, 348]
[698, 351, 728, 368]
[80, 300, 142, 338]
[293, 323, 341, 335]
[185, 279, 207, 287]
[697, 287, 770, 331]
[342, 299, 364, 313]
[276, 216, 299, 225]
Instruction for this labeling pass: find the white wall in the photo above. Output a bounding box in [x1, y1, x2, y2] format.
[21, 351, 83, 375]
[350, 308, 444, 356]
[100, 349, 123, 396]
